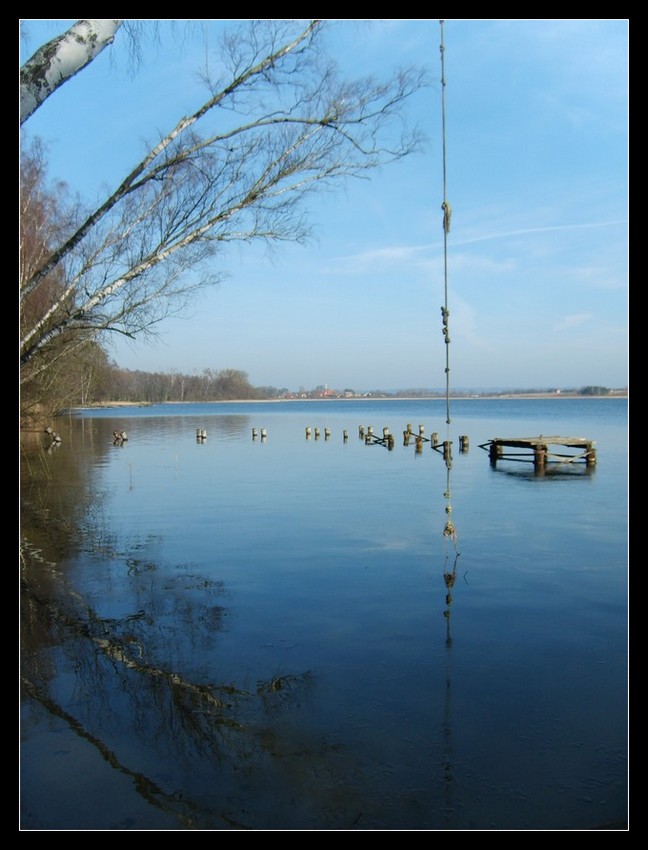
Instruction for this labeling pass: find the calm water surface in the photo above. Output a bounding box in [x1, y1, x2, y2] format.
[20, 398, 628, 830]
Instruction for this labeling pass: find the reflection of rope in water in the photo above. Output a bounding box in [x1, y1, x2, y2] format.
[442, 640, 454, 825]
[442, 457, 457, 547]
[442, 548, 460, 644]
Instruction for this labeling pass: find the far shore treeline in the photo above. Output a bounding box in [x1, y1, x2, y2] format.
[52, 363, 628, 408]
[19, 350, 627, 425]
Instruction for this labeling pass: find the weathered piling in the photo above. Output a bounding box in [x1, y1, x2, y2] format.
[489, 441, 503, 464]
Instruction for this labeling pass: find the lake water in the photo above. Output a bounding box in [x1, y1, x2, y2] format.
[20, 398, 628, 831]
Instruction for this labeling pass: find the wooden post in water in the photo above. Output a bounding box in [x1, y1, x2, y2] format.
[533, 444, 546, 469]
[489, 441, 502, 465]
[459, 435, 469, 452]
[325, 428, 331, 440]
[431, 432, 439, 447]
[260, 428, 267, 440]
[585, 442, 597, 466]
[343, 430, 349, 442]
[305, 426, 311, 439]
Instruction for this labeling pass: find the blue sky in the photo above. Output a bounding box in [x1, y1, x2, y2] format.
[20, 19, 628, 392]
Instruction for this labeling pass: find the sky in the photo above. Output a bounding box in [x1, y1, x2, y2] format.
[19, 19, 629, 392]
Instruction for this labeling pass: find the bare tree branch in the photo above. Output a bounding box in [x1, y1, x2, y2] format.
[20, 20, 428, 378]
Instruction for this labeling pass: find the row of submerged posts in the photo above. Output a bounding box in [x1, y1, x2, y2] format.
[360, 423, 469, 457]
[191, 424, 470, 455]
[192, 424, 469, 452]
[305, 426, 337, 441]
[197, 427, 271, 442]
[299, 423, 470, 457]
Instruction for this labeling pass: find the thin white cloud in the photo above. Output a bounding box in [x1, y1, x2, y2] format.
[553, 313, 594, 333]
[451, 220, 627, 248]
[329, 220, 627, 271]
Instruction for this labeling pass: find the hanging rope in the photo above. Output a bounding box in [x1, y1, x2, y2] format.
[438, 20, 458, 553]
[439, 20, 451, 427]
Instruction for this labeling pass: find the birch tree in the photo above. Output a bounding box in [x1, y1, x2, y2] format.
[20, 19, 426, 387]
[20, 20, 123, 125]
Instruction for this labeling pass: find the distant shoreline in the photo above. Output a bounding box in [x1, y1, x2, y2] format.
[70, 393, 628, 410]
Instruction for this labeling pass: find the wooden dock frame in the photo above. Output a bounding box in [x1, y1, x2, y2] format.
[482, 436, 597, 471]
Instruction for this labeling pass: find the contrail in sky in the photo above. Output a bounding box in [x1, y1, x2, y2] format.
[334, 220, 628, 266]
[452, 219, 627, 247]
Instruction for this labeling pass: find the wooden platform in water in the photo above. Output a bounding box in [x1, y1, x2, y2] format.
[482, 436, 597, 468]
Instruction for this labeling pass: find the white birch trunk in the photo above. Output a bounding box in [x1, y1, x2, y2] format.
[20, 20, 123, 125]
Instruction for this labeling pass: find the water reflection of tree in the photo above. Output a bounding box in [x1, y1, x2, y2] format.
[21, 541, 323, 826]
[21, 537, 324, 826]
[21, 419, 116, 686]
[21, 673, 204, 829]
[20, 417, 340, 829]
[21, 421, 107, 560]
